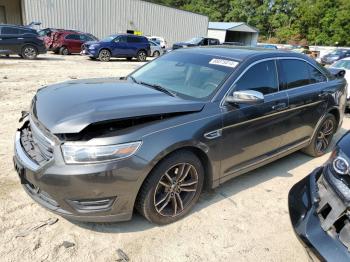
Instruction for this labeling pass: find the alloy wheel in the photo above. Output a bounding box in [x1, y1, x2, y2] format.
[99, 50, 110, 61]
[138, 51, 147, 61]
[23, 47, 36, 59]
[153, 163, 199, 217]
[316, 119, 334, 153]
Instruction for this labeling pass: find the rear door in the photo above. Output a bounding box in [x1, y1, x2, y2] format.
[277, 58, 328, 147]
[65, 34, 82, 53]
[126, 36, 141, 56]
[0, 26, 21, 54]
[220, 59, 289, 181]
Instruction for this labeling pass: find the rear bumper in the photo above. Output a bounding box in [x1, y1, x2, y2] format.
[288, 167, 350, 261]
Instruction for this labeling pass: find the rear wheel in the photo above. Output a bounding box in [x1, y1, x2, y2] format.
[136, 151, 204, 225]
[302, 113, 337, 157]
[21, 45, 38, 59]
[137, 50, 147, 62]
[59, 46, 69, 55]
[98, 49, 111, 62]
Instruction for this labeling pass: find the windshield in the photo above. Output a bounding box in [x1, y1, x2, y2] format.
[101, 35, 116, 42]
[329, 50, 345, 56]
[185, 37, 203, 44]
[332, 60, 350, 70]
[130, 51, 238, 100]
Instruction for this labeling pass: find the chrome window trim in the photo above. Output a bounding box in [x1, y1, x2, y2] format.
[219, 56, 329, 108]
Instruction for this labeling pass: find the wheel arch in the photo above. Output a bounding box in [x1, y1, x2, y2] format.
[138, 144, 214, 196]
[328, 107, 341, 129]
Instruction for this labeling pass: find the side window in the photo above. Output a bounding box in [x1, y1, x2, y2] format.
[66, 34, 80, 40]
[127, 36, 142, 43]
[234, 60, 278, 95]
[202, 39, 209, 45]
[115, 36, 127, 43]
[209, 39, 218, 45]
[280, 60, 310, 89]
[2, 27, 19, 34]
[307, 64, 327, 84]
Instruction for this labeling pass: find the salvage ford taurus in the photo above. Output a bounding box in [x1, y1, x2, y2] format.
[13, 47, 347, 224]
[288, 132, 350, 261]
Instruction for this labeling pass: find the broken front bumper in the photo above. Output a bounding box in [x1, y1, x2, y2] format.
[288, 167, 350, 261]
[13, 120, 149, 222]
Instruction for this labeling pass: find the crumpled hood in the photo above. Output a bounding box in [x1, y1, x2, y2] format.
[32, 78, 205, 134]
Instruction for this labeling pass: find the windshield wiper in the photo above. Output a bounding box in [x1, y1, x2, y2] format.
[129, 75, 138, 84]
[139, 81, 176, 97]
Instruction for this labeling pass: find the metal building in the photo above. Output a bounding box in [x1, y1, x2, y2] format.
[3, 0, 208, 46]
[208, 22, 259, 46]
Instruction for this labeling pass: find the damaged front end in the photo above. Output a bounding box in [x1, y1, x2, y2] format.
[288, 132, 350, 261]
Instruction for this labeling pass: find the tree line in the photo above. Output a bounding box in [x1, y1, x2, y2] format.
[149, 0, 350, 46]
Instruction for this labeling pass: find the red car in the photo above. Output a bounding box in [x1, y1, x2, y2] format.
[45, 30, 98, 55]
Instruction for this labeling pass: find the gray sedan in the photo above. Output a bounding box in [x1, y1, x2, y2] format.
[149, 40, 163, 57]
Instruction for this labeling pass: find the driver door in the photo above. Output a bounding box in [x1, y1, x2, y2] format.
[220, 60, 289, 182]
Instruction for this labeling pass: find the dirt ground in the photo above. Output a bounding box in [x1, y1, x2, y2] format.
[0, 53, 349, 262]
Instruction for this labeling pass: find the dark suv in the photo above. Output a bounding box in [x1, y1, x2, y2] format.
[0, 24, 46, 59]
[13, 47, 346, 225]
[172, 37, 220, 49]
[82, 34, 150, 61]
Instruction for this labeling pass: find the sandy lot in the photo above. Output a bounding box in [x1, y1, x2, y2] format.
[0, 53, 349, 262]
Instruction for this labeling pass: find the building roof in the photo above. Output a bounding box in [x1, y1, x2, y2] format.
[208, 22, 259, 33]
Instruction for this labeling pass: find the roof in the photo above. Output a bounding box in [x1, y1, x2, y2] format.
[208, 22, 244, 30]
[208, 22, 259, 33]
[175, 46, 306, 62]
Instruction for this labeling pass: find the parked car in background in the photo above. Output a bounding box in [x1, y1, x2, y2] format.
[48, 30, 98, 55]
[289, 131, 350, 261]
[222, 42, 244, 46]
[0, 24, 46, 59]
[330, 58, 350, 108]
[147, 36, 166, 48]
[82, 34, 150, 62]
[13, 47, 346, 225]
[257, 44, 278, 49]
[172, 37, 220, 49]
[321, 49, 350, 65]
[149, 40, 163, 57]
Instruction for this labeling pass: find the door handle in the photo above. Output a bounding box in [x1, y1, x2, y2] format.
[272, 102, 287, 111]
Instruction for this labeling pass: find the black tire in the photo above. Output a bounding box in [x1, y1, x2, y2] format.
[98, 49, 111, 62]
[302, 113, 337, 157]
[126, 57, 132, 61]
[136, 50, 147, 62]
[153, 50, 160, 57]
[21, 45, 38, 59]
[136, 150, 204, 225]
[59, 46, 69, 55]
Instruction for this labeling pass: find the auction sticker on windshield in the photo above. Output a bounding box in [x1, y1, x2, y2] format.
[209, 58, 238, 68]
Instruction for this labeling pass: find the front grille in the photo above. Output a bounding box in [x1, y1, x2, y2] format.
[317, 175, 350, 250]
[20, 120, 54, 165]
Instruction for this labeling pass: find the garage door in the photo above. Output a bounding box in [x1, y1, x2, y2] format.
[0, 6, 6, 24]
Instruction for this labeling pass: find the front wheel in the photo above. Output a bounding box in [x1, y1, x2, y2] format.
[21, 45, 38, 59]
[302, 113, 337, 157]
[136, 151, 204, 225]
[98, 49, 111, 62]
[59, 46, 69, 55]
[137, 50, 147, 62]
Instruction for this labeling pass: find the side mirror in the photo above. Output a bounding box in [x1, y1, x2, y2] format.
[225, 90, 264, 105]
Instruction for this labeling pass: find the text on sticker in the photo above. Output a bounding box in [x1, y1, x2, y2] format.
[209, 59, 238, 68]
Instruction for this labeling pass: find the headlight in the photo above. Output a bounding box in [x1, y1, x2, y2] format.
[61, 141, 141, 164]
[89, 44, 99, 49]
[329, 149, 350, 175]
